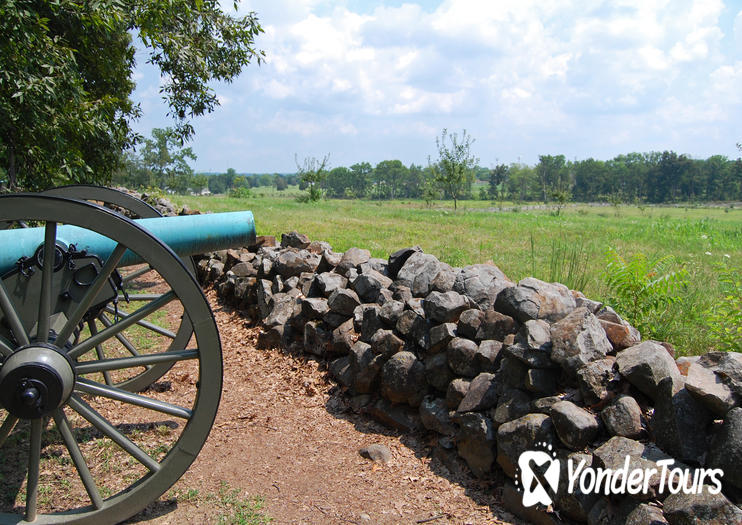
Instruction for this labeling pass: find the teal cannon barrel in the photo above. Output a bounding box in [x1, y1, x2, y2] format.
[0, 211, 256, 275]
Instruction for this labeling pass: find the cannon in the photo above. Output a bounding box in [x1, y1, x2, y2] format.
[0, 190, 256, 524]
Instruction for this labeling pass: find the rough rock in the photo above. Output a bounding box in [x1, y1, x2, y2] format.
[457, 308, 484, 340]
[600, 319, 641, 350]
[491, 388, 532, 427]
[503, 343, 556, 369]
[447, 337, 480, 377]
[577, 358, 620, 406]
[519, 319, 552, 351]
[446, 378, 470, 409]
[663, 485, 742, 525]
[601, 394, 643, 438]
[360, 304, 384, 341]
[263, 293, 296, 327]
[366, 398, 420, 432]
[496, 413, 557, 477]
[378, 300, 405, 326]
[275, 249, 319, 278]
[314, 272, 348, 297]
[429, 323, 458, 353]
[475, 340, 503, 373]
[281, 231, 310, 249]
[525, 368, 559, 396]
[336, 247, 371, 276]
[327, 288, 361, 317]
[303, 321, 332, 356]
[330, 319, 355, 355]
[352, 269, 393, 302]
[359, 444, 392, 464]
[396, 252, 445, 297]
[431, 267, 457, 293]
[494, 277, 577, 323]
[551, 400, 600, 450]
[387, 246, 422, 279]
[615, 341, 684, 401]
[475, 310, 518, 341]
[329, 356, 354, 387]
[452, 411, 496, 478]
[300, 297, 329, 320]
[593, 436, 677, 499]
[424, 353, 452, 392]
[550, 307, 613, 377]
[452, 264, 513, 310]
[370, 329, 404, 357]
[349, 341, 383, 394]
[685, 351, 742, 417]
[380, 351, 427, 406]
[423, 291, 470, 323]
[457, 373, 499, 412]
[651, 378, 712, 464]
[419, 397, 455, 436]
[705, 407, 742, 491]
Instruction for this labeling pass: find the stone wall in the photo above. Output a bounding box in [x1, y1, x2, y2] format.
[198, 231, 742, 525]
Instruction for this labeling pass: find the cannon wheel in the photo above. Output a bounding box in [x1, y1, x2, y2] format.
[0, 195, 221, 524]
[40, 186, 195, 392]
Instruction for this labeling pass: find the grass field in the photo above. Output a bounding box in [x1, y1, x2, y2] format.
[172, 192, 742, 356]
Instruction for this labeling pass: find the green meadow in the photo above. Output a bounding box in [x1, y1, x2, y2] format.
[172, 191, 742, 357]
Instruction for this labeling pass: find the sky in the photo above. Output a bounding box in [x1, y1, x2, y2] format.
[131, 0, 742, 173]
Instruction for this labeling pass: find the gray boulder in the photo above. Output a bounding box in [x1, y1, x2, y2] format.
[370, 329, 404, 357]
[685, 351, 742, 417]
[424, 352, 453, 392]
[349, 341, 383, 394]
[447, 337, 480, 377]
[423, 291, 470, 323]
[387, 246, 421, 279]
[651, 378, 712, 464]
[314, 272, 348, 297]
[446, 378, 470, 409]
[491, 388, 532, 427]
[496, 413, 557, 477]
[615, 341, 684, 401]
[457, 308, 484, 340]
[275, 249, 320, 278]
[280, 231, 310, 249]
[706, 407, 742, 491]
[475, 310, 518, 341]
[551, 400, 600, 450]
[663, 485, 742, 525]
[551, 307, 613, 377]
[457, 373, 499, 412]
[351, 269, 393, 302]
[601, 394, 643, 438]
[396, 252, 445, 297]
[494, 277, 576, 323]
[428, 323, 457, 353]
[380, 351, 427, 406]
[327, 288, 361, 317]
[453, 412, 497, 478]
[419, 397, 455, 435]
[577, 358, 621, 406]
[336, 247, 371, 276]
[453, 263, 513, 310]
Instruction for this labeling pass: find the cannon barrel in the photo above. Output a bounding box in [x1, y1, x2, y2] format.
[0, 210, 256, 275]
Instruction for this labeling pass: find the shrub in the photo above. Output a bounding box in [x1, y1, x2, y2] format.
[229, 187, 251, 199]
[705, 260, 742, 352]
[603, 247, 688, 339]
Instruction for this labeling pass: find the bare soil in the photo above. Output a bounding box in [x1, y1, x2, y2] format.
[125, 289, 520, 525]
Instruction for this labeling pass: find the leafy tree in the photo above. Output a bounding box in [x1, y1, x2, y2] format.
[488, 164, 509, 200]
[430, 128, 478, 210]
[536, 154, 567, 202]
[374, 160, 408, 200]
[296, 153, 330, 202]
[0, 0, 264, 189]
[275, 175, 288, 191]
[140, 128, 196, 193]
[348, 162, 372, 198]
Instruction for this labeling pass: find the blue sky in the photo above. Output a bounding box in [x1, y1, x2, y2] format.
[132, 0, 742, 173]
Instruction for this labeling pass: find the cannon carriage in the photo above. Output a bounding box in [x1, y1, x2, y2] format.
[0, 188, 255, 524]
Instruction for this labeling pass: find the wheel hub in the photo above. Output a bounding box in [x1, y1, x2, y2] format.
[0, 344, 75, 419]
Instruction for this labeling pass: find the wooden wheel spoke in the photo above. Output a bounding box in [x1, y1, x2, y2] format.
[25, 418, 43, 522]
[0, 413, 19, 447]
[75, 349, 198, 374]
[0, 279, 29, 346]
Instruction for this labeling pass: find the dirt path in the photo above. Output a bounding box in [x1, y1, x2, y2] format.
[126, 290, 519, 525]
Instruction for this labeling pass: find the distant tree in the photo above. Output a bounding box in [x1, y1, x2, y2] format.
[349, 162, 372, 198]
[430, 128, 479, 210]
[488, 164, 509, 200]
[326, 166, 354, 198]
[536, 154, 567, 202]
[374, 160, 408, 200]
[275, 175, 288, 191]
[140, 127, 196, 193]
[296, 153, 330, 202]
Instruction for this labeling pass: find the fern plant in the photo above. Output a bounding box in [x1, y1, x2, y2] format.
[602, 247, 688, 338]
[705, 261, 742, 352]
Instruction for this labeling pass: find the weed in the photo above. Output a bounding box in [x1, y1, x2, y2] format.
[705, 259, 742, 352]
[603, 247, 688, 340]
[213, 482, 272, 525]
[547, 237, 590, 292]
